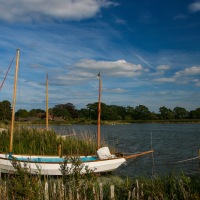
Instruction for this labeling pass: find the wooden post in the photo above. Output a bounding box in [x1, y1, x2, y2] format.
[136, 179, 139, 200]
[99, 182, 103, 200]
[58, 144, 62, 157]
[76, 187, 80, 200]
[93, 185, 97, 200]
[110, 185, 115, 200]
[44, 181, 49, 200]
[68, 187, 72, 200]
[132, 187, 136, 199]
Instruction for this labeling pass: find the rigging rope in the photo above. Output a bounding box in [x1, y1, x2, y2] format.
[168, 156, 200, 164]
[151, 131, 156, 179]
[0, 57, 14, 90]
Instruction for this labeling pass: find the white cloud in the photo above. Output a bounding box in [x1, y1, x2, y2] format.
[157, 65, 170, 70]
[75, 59, 144, 77]
[0, 0, 117, 22]
[153, 77, 175, 83]
[175, 66, 200, 77]
[109, 88, 127, 93]
[189, 1, 200, 13]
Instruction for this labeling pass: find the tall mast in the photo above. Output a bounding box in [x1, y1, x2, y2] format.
[46, 73, 49, 130]
[97, 72, 102, 149]
[9, 49, 20, 153]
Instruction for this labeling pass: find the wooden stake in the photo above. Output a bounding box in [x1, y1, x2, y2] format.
[58, 144, 62, 157]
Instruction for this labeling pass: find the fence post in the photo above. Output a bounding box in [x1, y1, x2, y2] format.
[93, 185, 97, 200]
[110, 185, 115, 200]
[77, 187, 80, 200]
[44, 181, 49, 200]
[99, 182, 103, 200]
[128, 190, 131, 200]
[132, 187, 136, 199]
[69, 187, 72, 200]
[136, 179, 140, 200]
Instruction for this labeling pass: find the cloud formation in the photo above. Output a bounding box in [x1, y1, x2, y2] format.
[75, 59, 144, 77]
[189, 1, 200, 13]
[153, 66, 200, 87]
[0, 0, 117, 22]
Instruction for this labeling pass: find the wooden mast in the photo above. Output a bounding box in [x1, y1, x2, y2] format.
[46, 73, 49, 130]
[9, 49, 20, 154]
[97, 72, 102, 149]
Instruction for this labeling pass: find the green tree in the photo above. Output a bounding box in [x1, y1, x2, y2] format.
[15, 109, 29, 119]
[52, 104, 73, 120]
[173, 106, 188, 119]
[134, 105, 151, 120]
[0, 100, 12, 120]
[86, 103, 99, 120]
[64, 103, 79, 118]
[29, 109, 45, 117]
[159, 106, 174, 119]
[189, 107, 200, 119]
[125, 106, 135, 120]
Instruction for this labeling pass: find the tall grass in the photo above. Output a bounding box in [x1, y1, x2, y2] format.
[0, 127, 105, 155]
[1, 170, 200, 199]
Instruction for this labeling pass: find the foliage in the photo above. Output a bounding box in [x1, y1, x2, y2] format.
[0, 100, 12, 120]
[2, 99, 200, 121]
[29, 108, 45, 117]
[61, 155, 97, 199]
[159, 106, 174, 119]
[15, 109, 29, 119]
[7, 163, 42, 200]
[1, 168, 200, 199]
[173, 106, 188, 119]
[0, 127, 98, 155]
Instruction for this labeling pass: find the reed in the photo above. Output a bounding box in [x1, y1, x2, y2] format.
[0, 167, 200, 199]
[0, 127, 106, 155]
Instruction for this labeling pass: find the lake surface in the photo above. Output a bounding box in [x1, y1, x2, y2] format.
[48, 124, 200, 178]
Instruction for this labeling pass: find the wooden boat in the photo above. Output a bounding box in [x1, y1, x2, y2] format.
[0, 49, 153, 176]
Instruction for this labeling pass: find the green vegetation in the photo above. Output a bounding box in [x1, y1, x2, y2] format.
[0, 127, 104, 155]
[1, 100, 200, 123]
[1, 166, 200, 199]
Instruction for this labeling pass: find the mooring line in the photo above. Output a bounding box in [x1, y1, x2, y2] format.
[168, 156, 200, 164]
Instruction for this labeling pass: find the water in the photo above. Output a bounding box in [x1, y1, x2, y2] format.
[49, 123, 200, 178]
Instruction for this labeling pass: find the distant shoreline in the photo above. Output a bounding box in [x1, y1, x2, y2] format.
[1, 119, 200, 127]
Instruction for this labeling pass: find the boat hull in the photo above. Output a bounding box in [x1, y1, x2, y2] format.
[0, 154, 126, 176]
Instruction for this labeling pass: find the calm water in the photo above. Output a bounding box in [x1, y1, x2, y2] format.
[49, 124, 200, 178]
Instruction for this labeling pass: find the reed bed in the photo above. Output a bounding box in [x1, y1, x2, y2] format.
[0, 171, 199, 199]
[0, 127, 104, 155]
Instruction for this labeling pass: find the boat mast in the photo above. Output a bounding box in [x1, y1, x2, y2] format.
[9, 49, 20, 153]
[97, 72, 102, 149]
[46, 73, 49, 130]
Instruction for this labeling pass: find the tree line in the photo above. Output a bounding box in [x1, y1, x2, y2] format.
[0, 100, 200, 121]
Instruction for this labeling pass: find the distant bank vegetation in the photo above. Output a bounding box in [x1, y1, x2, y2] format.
[1, 100, 200, 123]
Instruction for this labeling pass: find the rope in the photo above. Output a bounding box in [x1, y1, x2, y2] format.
[0, 57, 14, 90]
[151, 131, 156, 179]
[168, 156, 200, 164]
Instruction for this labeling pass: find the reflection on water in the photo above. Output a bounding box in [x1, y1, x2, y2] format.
[37, 124, 200, 178]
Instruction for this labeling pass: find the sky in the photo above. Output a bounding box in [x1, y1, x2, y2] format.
[0, 0, 200, 112]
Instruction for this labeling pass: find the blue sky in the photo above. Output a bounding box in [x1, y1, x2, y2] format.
[0, 0, 200, 112]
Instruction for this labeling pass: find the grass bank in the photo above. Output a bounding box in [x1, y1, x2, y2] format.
[0, 127, 110, 155]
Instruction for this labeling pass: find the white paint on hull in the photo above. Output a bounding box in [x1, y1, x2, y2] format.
[0, 154, 126, 176]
